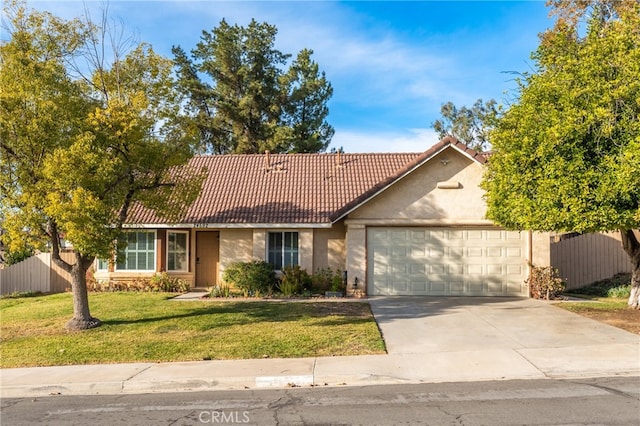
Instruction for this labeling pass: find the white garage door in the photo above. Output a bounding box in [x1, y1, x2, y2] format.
[368, 227, 528, 296]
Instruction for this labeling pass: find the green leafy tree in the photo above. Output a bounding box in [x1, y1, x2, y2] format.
[431, 98, 499, 152]
[482, 1, 640, 308]
[0, 1, 204, 329]
[280, 49, 334, 153]
[173, 20, 333, 154]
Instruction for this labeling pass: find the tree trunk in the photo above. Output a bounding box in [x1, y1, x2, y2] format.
[620, 230, 640, 309]
[65, 252, 102, 330]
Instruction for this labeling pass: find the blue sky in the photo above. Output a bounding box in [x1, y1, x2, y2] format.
[28, 1, 554, 153]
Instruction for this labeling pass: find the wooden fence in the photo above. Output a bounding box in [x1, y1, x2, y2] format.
[550, 231, 634, 289]
[0, 251, 74, 295]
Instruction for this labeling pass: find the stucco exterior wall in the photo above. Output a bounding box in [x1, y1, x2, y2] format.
[252, 229, 266, 260]
[531, 231, 551, 268]
[345, 224, 367, 293]
[219, 229, 253, 278]
[350, 149, 488, 223]
[313, 223, 346, 272]
[298, 229, 313, 273]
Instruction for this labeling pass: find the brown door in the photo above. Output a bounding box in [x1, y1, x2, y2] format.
[196, 231, 219, 288]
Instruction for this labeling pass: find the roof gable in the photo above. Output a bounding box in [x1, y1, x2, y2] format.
[330, 136, 486, 221]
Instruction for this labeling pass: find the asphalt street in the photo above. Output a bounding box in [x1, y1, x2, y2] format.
[2, 377, 639, 426]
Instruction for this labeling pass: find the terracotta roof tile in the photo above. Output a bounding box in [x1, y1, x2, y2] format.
[125, 138, 485, 226]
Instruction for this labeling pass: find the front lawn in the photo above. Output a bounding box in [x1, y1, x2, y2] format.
[0, 293, 386, 368]
[555, 298, 640, 335]
[555, 275, 640, 335]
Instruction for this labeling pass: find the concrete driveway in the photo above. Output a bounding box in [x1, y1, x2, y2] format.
[369, 296, 640, 379]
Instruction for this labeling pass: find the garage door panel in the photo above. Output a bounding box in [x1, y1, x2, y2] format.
[467, 264, 483, 275]
[368, 227, 528, 296]
[486, 281, 504, 294]
[391, 230, 408, 241]
[506, 247, 522, 257]
[411, 247, 426, 258]
[429, 230, 446, 240]
[506, 264, 524, 275]
[486, 247, 502, 257]
[391, 246, 407, 257]
[506, 281, 524, 293]
[448, 247, 464, 259]
[467, 230, 483, 240]
[429, 264, 446, 274]
[449, 281, 465, 294]
[467, 247, 483, 257]
[486, 264, 503, 275]
[411, 281, 427, 292]
[429, 281, 447, 293]
[449, 264, 464, 275]
[486, 230, 503, 239]
[467, 281, 485, 295]
[411, 230, 427, 241]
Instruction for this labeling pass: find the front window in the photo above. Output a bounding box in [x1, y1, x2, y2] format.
[268, 231, 299, 270]
[167, 231, 189, 272]
[116, 230, 156, 271]
[97, 258, 109, 271]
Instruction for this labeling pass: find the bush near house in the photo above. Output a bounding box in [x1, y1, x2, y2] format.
[310, 267, 344, 294]
[88, 272, 190, 293]
[527, 265, 566, 300]
[278, 265, 311, 296]
[566, 273, 632, 299]
[222, 260, 276, 297]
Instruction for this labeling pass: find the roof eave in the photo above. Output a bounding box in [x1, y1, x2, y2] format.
[122, 222, 333, 229]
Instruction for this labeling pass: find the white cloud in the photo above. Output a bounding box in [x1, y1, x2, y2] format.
[331, 128, 441, 153]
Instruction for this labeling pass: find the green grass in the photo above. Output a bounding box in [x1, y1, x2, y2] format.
[557, 297, 630, 312]
[0, 293, 385, 368]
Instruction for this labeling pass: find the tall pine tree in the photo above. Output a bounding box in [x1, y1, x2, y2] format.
[173, 20, 334, 154]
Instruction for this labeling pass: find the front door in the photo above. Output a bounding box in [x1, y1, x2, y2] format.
[196, 231, 219, 288]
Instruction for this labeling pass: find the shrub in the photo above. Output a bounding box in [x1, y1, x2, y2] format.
[149, 272, 190, 293]
[310, 268, 345, 293]
[569, 273, 631, 297]
[331, 269, 345, 293]
[88, 273, 189, 293]
[527, 265, 565, 300]
[606, 285, 631, 299]
[210, 283, 231, 298]
[222, 260, 275, 296]
[278, 265, 310, 296]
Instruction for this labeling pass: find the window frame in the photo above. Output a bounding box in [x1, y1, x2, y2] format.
[166, 230, 189, 272]
[116, 230, 157, 272]
[96, 230, 157, 272]
[267, 230, 299, 270]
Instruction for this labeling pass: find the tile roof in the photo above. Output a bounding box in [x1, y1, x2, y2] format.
[125, 137, 485, 226]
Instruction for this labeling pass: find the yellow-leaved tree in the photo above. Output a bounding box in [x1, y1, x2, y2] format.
[0, 1, 205, 329]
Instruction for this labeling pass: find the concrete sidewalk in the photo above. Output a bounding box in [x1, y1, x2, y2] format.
[2, 298, 639, 398]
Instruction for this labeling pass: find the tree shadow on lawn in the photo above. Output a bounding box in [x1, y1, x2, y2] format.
[100, 301, 373, 328]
